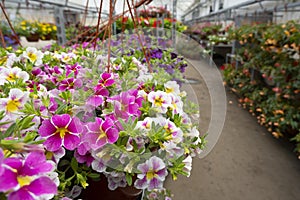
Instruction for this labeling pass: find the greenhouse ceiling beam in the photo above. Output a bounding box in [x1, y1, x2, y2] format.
[29, 0, 105, 14]
[189, 0, 266, 22]
[183, 0, 271, 24]
[270, 2, 300, 12]
[4, 0, 108, 15]
[234, 2, 300, 19]
[181, 0, 208, 18]
[184, 0, 300, 24]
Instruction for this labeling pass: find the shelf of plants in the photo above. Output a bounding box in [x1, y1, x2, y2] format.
[222, 20, 300, 156]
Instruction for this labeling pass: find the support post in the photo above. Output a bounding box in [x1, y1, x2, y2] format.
[54, 6, 67, 46]
[172, 0, 177, 47]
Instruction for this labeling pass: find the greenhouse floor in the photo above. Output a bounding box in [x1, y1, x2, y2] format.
[165, 59, 300, 200]
[19, 40, 300, 200]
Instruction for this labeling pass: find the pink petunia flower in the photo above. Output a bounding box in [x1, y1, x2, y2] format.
[38, 114, 83, 151]
[109, 89, 143, 120]
[94, 72, 115, 95]
[0, 151, 57, 200]
[86, 95, 104, 109]
[85, 117, 119, 150]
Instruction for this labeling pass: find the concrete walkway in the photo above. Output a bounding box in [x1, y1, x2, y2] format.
[165, 59, 300, 200]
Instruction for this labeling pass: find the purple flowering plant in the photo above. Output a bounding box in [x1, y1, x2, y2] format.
[0, 32, 205, 199]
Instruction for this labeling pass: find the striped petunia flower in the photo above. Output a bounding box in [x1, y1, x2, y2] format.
[38, 114, 83, 152]
[85, 117, 119, 150]
[134, 156, 168, 191]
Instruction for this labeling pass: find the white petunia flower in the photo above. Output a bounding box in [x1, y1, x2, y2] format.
[164, 81, 180, 95]
[0, 67, 29, 85]
[0, 88, 29, 118]
[54, 52, 77, 63]
[169, 93, 184, 115]
[152, 116, 183, 143]
[182, 156, 193, 177]
[148, 91, 172, 113]
[187, 126, 201, 145]
[22, 47, 44, 66]
[6, 53, 20, 68]
[135, 117, 153, 131]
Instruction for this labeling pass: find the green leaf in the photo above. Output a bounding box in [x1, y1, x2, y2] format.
[18, 115, 35, 130]
[23, 132, 37, 143]
[87, 173, 101, 180]
[0, 120, 13, 127]
[71, 157, 78, 172]
[55, 103, 68, 114]
[3, 123, 16, 139]
[125, 173, 133, 186]
[0, 111, 6, 120]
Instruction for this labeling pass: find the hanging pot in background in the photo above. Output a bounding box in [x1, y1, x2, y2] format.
[26, 33, 39, 42]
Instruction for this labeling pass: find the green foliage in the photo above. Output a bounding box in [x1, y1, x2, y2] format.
[223, 20, 300, 155]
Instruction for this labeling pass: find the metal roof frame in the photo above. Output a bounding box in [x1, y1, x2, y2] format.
[3, 0, 108, 16]
[182, 0, 300, 24]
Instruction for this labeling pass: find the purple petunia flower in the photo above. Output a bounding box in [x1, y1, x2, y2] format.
[0, 152, 57, 200]
[66, 63, 81, 77]
[95, 72, 115, 90]
[86, 95, 104, 108]
[58, 77, 83, 91]
[38, 114, 83, 151]
[74, 150, 94, 167]
[105, 172, 127, 190]
[85, 117, 119, 150]
[134, 156, 168, 191]
[150, 49, 163, 59]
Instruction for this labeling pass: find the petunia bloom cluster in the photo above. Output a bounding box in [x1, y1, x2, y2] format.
[0, 34, 204, 199]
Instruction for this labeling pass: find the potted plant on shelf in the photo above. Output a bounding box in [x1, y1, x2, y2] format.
[15, 20, 42, 42]
[0, 32, 205, 200]
[40, 23, 57, 41]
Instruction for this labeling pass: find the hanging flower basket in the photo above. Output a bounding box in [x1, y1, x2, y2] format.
[0, 31, 205, 200]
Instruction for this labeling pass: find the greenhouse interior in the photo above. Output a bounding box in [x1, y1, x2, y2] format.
[0, 0, 299, 199]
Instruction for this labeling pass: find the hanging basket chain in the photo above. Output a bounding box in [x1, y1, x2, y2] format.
[93, 0, 103, 49]
[0, 2, 22, 47]
[105, 0, 114, 73]
[82, 0, 89, 27]
[0, 28, 6, 48]
[126, 0, 152, 73]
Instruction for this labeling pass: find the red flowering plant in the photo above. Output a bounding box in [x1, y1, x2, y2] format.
[0, 30, 205, 199]
[116, 16, 187, 33]
[138, 6, 171, 18]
